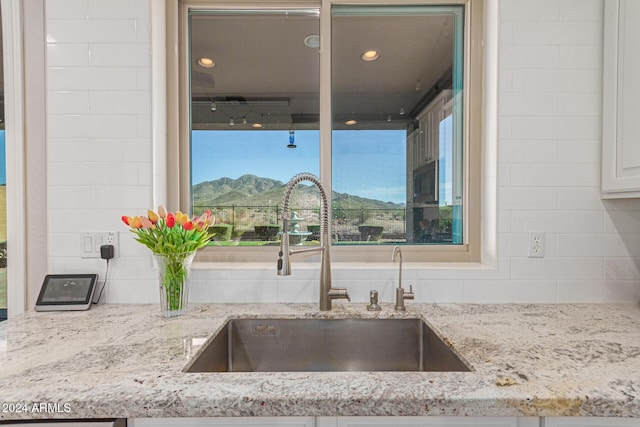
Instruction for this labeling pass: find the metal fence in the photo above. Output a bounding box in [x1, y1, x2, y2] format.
[193, 204, 407, 240]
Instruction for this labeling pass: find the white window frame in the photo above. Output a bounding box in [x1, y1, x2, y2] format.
[161, 0, 492, 264]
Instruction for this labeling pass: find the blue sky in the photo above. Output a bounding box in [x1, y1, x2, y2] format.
[191, 129, 407, 204]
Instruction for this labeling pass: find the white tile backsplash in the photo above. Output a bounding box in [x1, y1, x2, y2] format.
[43, 0, 640, 305]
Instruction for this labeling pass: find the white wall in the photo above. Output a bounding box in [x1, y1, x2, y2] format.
[44, 0, 640, 307]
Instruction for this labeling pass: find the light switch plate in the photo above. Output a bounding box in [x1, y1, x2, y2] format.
[80, 232, 118, 258]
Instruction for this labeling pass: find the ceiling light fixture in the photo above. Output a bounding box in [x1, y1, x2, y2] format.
[345, 119, 357, 126]
[399, 107, 405, 116]
[197, 57, 215, 68]
[252, 123, 263, 129]
[210, 101, 217, 112]
[387, 115, 392, 122]
[361, 50, 380, 62]
[229, 118, 235, 126]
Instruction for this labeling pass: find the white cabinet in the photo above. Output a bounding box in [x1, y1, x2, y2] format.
[602, 0, 640, 198]
[546, 417, 640, 427]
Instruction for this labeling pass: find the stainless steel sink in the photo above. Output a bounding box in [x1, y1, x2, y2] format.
[185, 318, 471, 372]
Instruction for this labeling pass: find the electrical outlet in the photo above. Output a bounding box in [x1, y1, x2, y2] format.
[81, 232, 119, 258]
[528, 232, 545, 258]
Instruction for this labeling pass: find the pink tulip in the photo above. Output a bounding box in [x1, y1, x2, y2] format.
[157, 205, 167, 219]
[139, 216, 153, 229]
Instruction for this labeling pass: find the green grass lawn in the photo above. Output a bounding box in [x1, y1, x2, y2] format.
[0, 269, 7, 309]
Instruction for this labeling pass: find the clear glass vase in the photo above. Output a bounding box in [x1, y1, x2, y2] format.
[154, 252, 196, 318]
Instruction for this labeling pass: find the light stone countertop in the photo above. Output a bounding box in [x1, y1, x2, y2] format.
[0, 303, 639, 420]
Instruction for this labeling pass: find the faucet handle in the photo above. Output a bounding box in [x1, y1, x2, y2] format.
[328, 287, 351, 302]
[405, 284, 415, 300]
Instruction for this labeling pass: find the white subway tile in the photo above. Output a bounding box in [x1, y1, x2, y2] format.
[47, 44, 90, 67]
[500, 92, 558, 116]
[557, 280, 640, 303]
[48, 91, 90, 115]
[500, 140, 557, 163]
[604, 258, 640, 281]
[412, 280, 464, 303]
[557, 187, 606, 210]
[136, 67, 151, 90]
[601, 199, 640, 211]
[463, 280, 557, 303]
[512, 21, 602, 45]
[136, 20, 150, 43]
[87, 138, 151, 162]
[47, 20, 137, 44]
[558, 235, 640, 257]
[511, 210, 603, 233]
[560, 0, 603, 22]
[500, 69, 513, 92]
[512, 69, 601, 94]
[558, 93, 601, 116]
[46, 0, 88, 20]
[137, 114, 152, 138]
[48, 68, 90, 91]
[605, 211, 640, 233]
[499, 187, 557, 210]
[510, 163, 599, 187]
[498, 117, 512, 139]
[48, 115, 138, 138]
[511, 257, 603, 280]
[556, 140, 600, 163]
[89, 186, 152, 210]
[275, 279, 315, 303]
[499, 233, 528, 257]
[500, 45, 560, 70]
[88, 0, 149, 19]
[510, 116, 600, 140]
[48, 232, 84, 257]
[500, 0, 559, 20]
[89, 91, 150, 115]
[87, 68, 139, 90]
[48, 186, 92, 210]
[498, 163, 511, 188]
[559, 45, 602, 69]
[107, 279, 157, 304]
[89, 44, 149, 67]
[414, 258, 511, 280]
[47, 138, 91, 162]
[498, 209, 512, 233]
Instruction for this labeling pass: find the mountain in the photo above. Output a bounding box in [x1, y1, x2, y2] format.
[192, 174, 404, 209]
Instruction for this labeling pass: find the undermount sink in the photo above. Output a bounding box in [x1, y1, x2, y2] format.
[185, 318, 471, 373]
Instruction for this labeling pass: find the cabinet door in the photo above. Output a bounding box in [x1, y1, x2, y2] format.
[336, 416, 538, 427]
[602, 0, 640, 198]
[545, 417, 640, 427]
[130, 417, 314, 427]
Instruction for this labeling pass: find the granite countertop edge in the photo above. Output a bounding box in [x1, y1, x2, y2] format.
[0, 303, 639, 420]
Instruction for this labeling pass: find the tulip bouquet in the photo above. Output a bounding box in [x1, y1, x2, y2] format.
[122, 206, 215, 317]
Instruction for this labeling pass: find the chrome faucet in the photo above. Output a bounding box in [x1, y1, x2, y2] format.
[277, 173, 350, 311]
[392, 245, 414, 311]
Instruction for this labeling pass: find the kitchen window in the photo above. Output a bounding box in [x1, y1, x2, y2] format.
[169, 0, 483, 263]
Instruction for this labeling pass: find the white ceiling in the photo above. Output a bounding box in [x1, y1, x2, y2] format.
[190, 11, 455, 130]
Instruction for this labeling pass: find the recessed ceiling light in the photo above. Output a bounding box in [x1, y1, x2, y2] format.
[345, 119, 357, 126]
[361, 50, 380, 62]
[197, 57, 215, 68]
[304, 34, 320, 48]
[252, 123, 263, 129]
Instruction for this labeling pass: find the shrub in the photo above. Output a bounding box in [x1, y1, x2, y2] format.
[210, 224, 233, 241]
[358, 225, 384, 241]
[254, 225, 281, 241]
